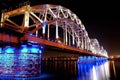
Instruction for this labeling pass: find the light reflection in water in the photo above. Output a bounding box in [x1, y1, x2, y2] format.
[0, 59, 110, 80]
[77, 60, 110, 80]
[112, 61, 116, 78]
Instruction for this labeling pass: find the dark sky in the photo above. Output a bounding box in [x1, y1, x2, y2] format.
[0, 0, 120, 56]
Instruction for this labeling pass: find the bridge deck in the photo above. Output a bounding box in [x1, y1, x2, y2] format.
[0, 32, 105, 57]
[24, 35, 104, 57]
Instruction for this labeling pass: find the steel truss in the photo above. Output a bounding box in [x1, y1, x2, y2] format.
[0, 4, 108, 57]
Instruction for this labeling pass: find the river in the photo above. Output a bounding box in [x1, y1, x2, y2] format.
[0, 56, 119, 80]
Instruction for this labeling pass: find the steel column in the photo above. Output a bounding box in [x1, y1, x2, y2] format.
[56, 21, 59, 39]
[24, 11, 29, 28]
[47, 24, 50, 40]
[65, 26, 68, 45]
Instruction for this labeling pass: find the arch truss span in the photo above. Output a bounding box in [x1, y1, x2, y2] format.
[0, 4, 108, 57]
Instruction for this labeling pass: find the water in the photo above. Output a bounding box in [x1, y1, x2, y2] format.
[0, 55, 119, 80]
[109, 61, 120, 80]
[41, 60, 120, 80]
[41, 60, 110, 80]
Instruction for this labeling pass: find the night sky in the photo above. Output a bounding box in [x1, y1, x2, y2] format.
[0, 0, 120, 56]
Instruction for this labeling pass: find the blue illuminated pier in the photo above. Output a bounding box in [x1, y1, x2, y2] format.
[77, 60, 109, 80]
[0, 44, 43, 77]
[77, 56, 108, 64]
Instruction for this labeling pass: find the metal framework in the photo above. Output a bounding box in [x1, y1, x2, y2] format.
[0, 4, 108, 57]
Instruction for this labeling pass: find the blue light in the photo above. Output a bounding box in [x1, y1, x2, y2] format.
[88, 56, 91, 60]
[30, 45, 42, 53]
[40, 46, 44, 49]
[20, 45, 28, 53]
[43, 21, 47, 28]
[0, 48, 2, 53]
[30, 47, 39, 53]
[20, 44, 43, 54]
[21, 48, 28, 53]
[0, 45, 42, 77]
[83, 56, 87, 60]
[39, 50, 42, 53]
[29, 33, 33, 36]
[42, 21, 46, 34]
[32, 45, 38, 47]
[21, 45, 27, 47]
[4, 46, 15, 53]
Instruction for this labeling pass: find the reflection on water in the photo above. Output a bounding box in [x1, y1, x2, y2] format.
[0, 55, 116, 80]
[41, 61, 77, 79]
[109, 61, 120, 80]
[111, 61, 116, 78]
[77, 60, 110, 80]
[41, 60, 110, 80]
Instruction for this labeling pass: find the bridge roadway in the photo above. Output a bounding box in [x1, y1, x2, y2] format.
[0, 32, 106, 58]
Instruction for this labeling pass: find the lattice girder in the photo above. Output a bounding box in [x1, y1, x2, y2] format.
[0, 4, 108, 57]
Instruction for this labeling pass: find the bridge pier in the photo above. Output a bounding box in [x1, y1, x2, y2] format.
[0, 43, 43, 77]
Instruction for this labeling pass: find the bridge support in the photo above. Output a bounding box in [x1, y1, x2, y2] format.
[56, 21, 59, 40]
[36, 25, 38, 37]
[0, 44, 42, 77]
[81, 36, 84, 49]
[69, 33, 71, 46]
[24, 11, 29, 28]
[0, 13, 4, 27]
[77, 38, 80, 48]
[42, 21, 46, 38]
[72, 32, 75, 46]
[65, 26, 68, 45]
[47, 24, 50, 40]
